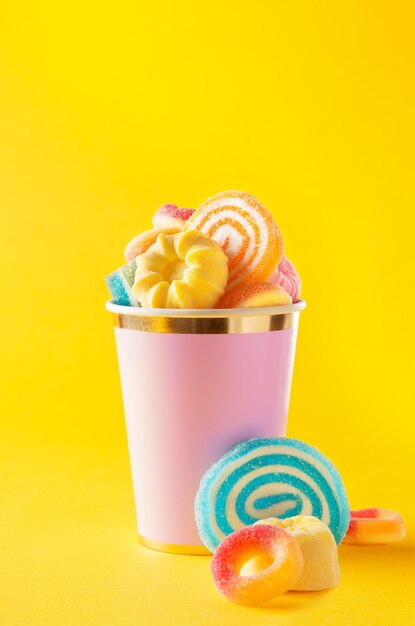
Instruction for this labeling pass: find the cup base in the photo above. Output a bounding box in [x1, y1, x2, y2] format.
[138, 534, 211, 556]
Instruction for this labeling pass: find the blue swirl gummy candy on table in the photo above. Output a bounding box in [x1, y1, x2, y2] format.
[105, 259, 139, 307]
[195, 437, 350, 552]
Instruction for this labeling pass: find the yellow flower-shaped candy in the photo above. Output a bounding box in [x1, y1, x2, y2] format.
[132, 229, 228, 308]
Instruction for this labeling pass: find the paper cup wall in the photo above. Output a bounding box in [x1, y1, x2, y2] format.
[106, 301, 306, 554]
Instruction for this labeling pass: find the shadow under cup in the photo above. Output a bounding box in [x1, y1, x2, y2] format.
[106, 301, 306, 555]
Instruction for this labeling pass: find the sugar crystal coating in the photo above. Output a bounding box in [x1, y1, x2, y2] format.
[186, 191, 284, 292]
[195, 437, 350, 552]
[152, 204, 195, 230]
[271, 257, 301, 303]
[216, 281, 291, 308]
[343, 508, 406, 545]
[105, 259, 139, 306]
[211, 524, 303, 605]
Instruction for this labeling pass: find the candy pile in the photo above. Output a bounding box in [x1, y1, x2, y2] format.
[194, 436, 406, 605]
[106, 192, 302, 309]
[104, 194, 407, 607]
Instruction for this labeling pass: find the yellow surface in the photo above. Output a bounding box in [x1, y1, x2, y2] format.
[1, 1, 414, 624]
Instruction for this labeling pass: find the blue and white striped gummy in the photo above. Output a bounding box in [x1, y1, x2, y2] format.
[195, 437, 350, 552]
[105, 259, 139, 307]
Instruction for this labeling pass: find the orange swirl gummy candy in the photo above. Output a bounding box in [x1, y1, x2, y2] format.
[186, 191, 284, 292]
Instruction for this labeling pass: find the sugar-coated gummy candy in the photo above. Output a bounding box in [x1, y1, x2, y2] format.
[210, 524, 303, 605]
[195, 437, 350, 552]
[152, 204, 195, 230]
[343, 508, 406, 545]
[105, 259, 139, 306]
[132, 229, 228, 308]
[252, 516, 340, 591]
[216, 281, 292, 308]
[186, 191, 284, 292]
[271, 257, 301, 303]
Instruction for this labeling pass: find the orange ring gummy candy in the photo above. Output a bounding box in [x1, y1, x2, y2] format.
[343, 508, 406, 545]
[186, 191, 284, 291]
[210, 524, 303, 605]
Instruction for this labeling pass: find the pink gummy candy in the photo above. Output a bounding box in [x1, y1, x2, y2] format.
[271, 257, 301, 302]
[152, 204, 195, 229]
[157, 204, 194, 221]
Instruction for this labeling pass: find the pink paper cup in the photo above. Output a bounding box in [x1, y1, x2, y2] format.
[106, 301, 306, 555]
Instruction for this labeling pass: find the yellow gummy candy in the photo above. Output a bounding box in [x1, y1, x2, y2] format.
[251, 516, 340, 591]
[132, 229, 229, 308]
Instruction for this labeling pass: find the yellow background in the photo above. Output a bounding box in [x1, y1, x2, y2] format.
[1, 1, 414, 624]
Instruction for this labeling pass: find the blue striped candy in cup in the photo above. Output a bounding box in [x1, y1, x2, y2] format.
[105, 259, 139, 307]
[195, 437, 350, 552]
